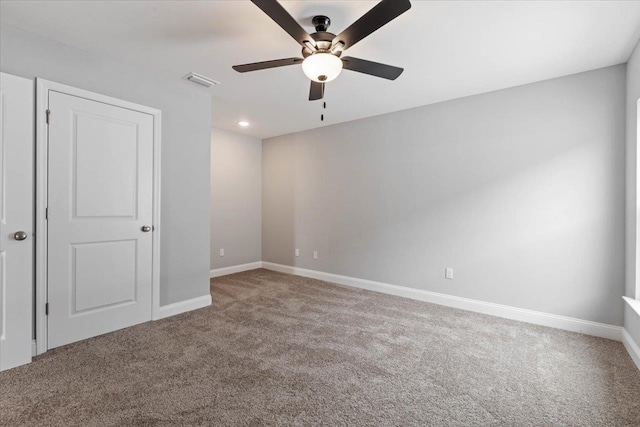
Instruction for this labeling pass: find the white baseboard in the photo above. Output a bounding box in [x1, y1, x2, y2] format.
[156, 294, 212, 320]
[622, 329, 640, 370]
[261, 262, 622, 341]
[210, 261, 262, 278]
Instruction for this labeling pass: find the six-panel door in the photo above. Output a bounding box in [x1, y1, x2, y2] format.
[47, 91, 154, 349]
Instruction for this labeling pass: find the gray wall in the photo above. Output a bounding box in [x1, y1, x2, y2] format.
[211, 127, 262, 270]
[263, 65, 626, 326]
[625, 39, 640, 342]
[0, 25, 211, 306]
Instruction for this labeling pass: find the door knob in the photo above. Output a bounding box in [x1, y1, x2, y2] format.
[14, 231, 28, 241]
[141, 225, 152, 232]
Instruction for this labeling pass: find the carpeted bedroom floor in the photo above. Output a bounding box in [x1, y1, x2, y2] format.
[1, 268, 639, 426]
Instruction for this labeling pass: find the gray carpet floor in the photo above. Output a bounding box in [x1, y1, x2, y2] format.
[1, 268, 639, 426]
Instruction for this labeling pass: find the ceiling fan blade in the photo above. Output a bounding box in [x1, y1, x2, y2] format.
[251, 0, 316, 50]
[333, 0, 411, 51]
[341, 57, 404, 80]
[309, 81, 325, 101]
[233, 57, 303, 73]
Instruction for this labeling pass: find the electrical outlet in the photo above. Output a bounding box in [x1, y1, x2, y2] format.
[313, 251, 318, 259]
[445, 268, 453, 279]
[295, 248, 300, 257]
[219, 248, 225, 257]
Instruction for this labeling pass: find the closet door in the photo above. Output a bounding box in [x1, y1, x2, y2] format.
[0, 72, 34, 371]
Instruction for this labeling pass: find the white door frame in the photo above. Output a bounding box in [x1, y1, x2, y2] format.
[35, 79, 162, 355]
[636, 98, 640, 300]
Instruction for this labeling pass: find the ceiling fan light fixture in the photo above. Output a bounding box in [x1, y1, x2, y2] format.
[302, 53, 343, 83]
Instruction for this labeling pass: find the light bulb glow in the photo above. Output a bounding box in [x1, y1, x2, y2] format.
[302, 53, 343, 83]
[238, 121, 250, 127]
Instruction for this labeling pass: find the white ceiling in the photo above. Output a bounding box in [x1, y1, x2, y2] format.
[2, 1, 640, 139]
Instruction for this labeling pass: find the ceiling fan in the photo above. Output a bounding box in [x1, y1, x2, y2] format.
[232, 0, 412, 101]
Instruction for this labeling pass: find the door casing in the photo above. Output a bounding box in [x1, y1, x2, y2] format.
[35, 79, 162, 355]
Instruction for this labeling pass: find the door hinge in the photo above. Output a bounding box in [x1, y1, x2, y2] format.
[45, 207, 48, 220]
[45, 303, 49, 316]
[46, 109, 51, 124]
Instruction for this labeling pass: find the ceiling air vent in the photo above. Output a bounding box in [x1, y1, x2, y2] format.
[184, 72, 220, 88]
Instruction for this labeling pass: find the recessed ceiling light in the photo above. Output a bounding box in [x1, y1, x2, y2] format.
[238, 121, 250, 127]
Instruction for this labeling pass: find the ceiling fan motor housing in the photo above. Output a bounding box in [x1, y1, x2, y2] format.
[302, 30, 339, 58]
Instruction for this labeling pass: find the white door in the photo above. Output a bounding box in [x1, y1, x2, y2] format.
[0, 73, 34, 371]
[47, 90, 154, 349]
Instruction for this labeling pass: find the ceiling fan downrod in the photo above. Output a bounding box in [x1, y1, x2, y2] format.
[312, 15, 331, 33]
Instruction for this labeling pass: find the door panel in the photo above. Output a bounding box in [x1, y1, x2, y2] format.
[0, 72, 34, 371]
[48, 91, 153, 349]
[72, 240, 137, 313]
[74, 112, 138, 218]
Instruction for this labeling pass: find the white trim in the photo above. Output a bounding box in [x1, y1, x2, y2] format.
[210, 262, 262, 278]
[623, 296, 640, 317]
[156, 294, 212, 320]
[35, 79, 48, 355]
[35, 79, 162, 354]
[261, 262, 622, 341]
[622, 329, 640, 370]
[150, 108, 163, 321]
[636, 98, 640, 300]
[31, 340, 36, 357]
